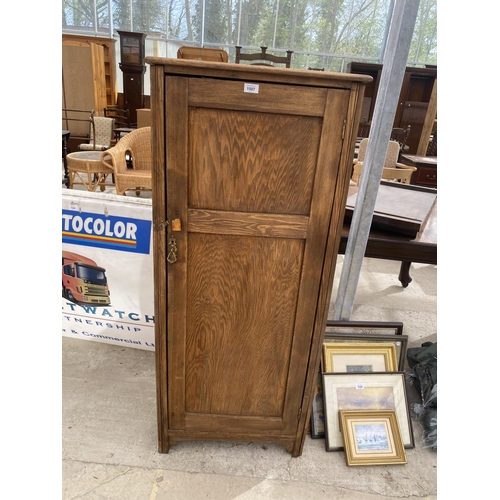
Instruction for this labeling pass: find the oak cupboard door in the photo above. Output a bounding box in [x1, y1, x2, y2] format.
[148, 60, 370, 457]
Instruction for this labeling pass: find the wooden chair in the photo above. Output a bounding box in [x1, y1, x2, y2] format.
[390, 125, 411, 158]
[352, 139, 417, 185]
[104, 107, 132, 127]
[78, 116, 115, 151]
[177, 46, 228, 62]
[100, 127, 152, 196]
[235, 46, 293, 68]
[104, 107, 136, 142]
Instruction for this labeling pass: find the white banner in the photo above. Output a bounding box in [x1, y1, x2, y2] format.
[62, 190, 155, 350]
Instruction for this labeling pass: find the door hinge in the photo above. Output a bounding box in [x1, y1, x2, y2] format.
[297, 407, 302, 420]
[342, 119, 346, 140]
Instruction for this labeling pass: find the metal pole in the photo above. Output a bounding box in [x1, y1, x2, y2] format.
[108, 0, 113, 38]
[201, 0, 206, 47]
[333, 0, 421, 321]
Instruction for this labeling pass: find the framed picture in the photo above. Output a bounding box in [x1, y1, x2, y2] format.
[310, 371, 325, 438]
[322, 342, 398, 373]
[322, 372, 414, 451]
[325, 320, 403, 336]
[324, 333, 408, 371]
[339, 409, 407, 466]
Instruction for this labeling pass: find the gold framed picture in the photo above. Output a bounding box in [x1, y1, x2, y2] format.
[321, 372, 414, 450]
[322, 342, 398, 373]
[339, 409, 407, 466]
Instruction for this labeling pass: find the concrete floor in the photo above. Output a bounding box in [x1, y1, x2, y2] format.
[62, 252, 437, 500]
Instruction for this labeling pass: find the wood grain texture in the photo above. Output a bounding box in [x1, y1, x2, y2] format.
[185, 233, 303, 417]
[189, 79, 327, 116]
[150, 65, 169, 452]
[188, 209, 309, 239]
[189, 107, 320, 215]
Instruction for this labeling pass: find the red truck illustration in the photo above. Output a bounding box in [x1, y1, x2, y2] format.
[62, 251, 111, 305]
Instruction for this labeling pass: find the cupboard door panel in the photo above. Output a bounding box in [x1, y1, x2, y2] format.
[185, 233, 303, 417]
[188, 107, 321, 215]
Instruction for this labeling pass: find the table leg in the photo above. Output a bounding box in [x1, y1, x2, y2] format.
[62, 134, 70, 188]
[398, 261, 413, 288]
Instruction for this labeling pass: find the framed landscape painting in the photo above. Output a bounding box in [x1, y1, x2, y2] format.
[339, 409, 407, 466]
[322, 372, 414, 451]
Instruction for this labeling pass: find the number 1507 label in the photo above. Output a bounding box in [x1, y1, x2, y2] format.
[244, 83, 259, 94]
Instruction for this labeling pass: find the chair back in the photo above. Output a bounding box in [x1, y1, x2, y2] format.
[357, 139, 400, 168]
[104, 107, 131, 128]
[177, 46, 229, 62]
[352, 139, 416, 185]
[235, 46, 293, 68]
[79, 116, 114, 151]
[390, 125, 411, 157]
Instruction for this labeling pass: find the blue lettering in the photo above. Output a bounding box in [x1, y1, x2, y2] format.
[81, 305, 98, 314]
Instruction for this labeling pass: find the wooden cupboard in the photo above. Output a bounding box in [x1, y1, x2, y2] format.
[146, 58, 371, 457]
[347, 62, 437, 155]
[62, 34, 118, 113]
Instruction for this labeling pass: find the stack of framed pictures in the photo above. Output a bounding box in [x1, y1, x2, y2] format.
[311, 321, 413, 466]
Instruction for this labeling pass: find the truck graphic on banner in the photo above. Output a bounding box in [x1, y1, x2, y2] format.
[62, 251, 111, 306]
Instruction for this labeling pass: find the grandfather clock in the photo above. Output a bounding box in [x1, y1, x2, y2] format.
[117, 30, 146, 126]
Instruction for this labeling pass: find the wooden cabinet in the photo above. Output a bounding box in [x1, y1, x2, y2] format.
[399, 154, 437, 187]
[62, 34, 117, 113]
[347, 62, 437, 155]
[147, 58, 371, 457]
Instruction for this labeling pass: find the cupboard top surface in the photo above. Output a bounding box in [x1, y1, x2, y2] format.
[145, 57, 372, 87]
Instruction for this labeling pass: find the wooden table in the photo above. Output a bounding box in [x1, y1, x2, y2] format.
[66, 151, 113, 192]
[113, 127, 135, 142]
[62, 130, 70, 187]
[399, 154, 437, 187]
[339, 185, 437, 287]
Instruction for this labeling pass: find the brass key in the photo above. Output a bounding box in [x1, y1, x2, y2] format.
[167, 235, 178, 263]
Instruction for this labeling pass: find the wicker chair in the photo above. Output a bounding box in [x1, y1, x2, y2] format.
[101, 127, 152, 196]
[352, 139, 417, 185]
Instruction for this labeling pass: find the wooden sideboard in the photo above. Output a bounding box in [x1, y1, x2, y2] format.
[146, 57, 371, 457]
[399, 154, 437, 187]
